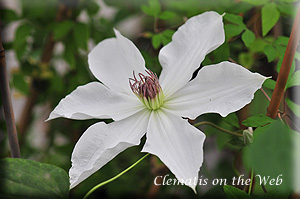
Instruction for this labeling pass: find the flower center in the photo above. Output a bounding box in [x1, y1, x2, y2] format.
[129, 70, 164, 110]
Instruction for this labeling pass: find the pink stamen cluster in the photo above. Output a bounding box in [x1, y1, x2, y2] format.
[129, 70, 161, 99]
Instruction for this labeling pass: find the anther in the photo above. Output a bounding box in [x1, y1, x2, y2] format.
[129, 69, 164, 110]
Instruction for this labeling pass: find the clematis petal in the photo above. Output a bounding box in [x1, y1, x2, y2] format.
[164, 61, 267, 119]
[47, 82, 143, 121]
[142, 110, 205, 191]
[69, 109, 150, 189]
[158, 11, 225, 97]
[89, 29, 146, 96]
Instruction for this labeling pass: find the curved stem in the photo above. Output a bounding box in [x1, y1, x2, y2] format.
[83, 153, 150, 199]
[260, 88, 271, 102]
[193, 121, 243, 137]
[248, 169, 254, 195]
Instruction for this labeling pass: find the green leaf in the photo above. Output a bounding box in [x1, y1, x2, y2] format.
[262, 3, 280, 36]
[242, 114, 274, 127]
[224, 13, 245, 27]
[228, 136, 246, 148]
[223, 113, 240, 128]
[83, 0, 100, 16]
[159, 11, 176, 20]
[264, 44, 277, 62]
[249, 38, 269, 52]
[13, 23, 33, 59]
[275, 45, 287, 59]
[12, 73, 30, 95]
[274, 36, 289, 46]
[286, 70, 300, 89]
[14, 24, 32, 45]
[63, 39, 76, 69]
[225, 24, 245, 39]
[277, 2, 296, 16]
[240, 0, 269, 6]
[286, 98, 300, 118]
[0, 158, 69, 199]
[73, 23, 89, 50]
[22, 0, 56, 20]
[238, 52, 254, 69]
[141, 0, 161, 17]
[212, 42, 230, 63]
[229, 2, 253, 14]
[242, 29, 255, 47]
[0, 9, 19, 25]
[263, 78, 276, 90]
[49, 74, 64, 93]
[223, 185, 252, 199]
[243, 121, 293, 193]
[151, 29, 174, 48]
[160, 29, 175, 45]
[53, 20, 74, 40]
[151, 34, 161, 49]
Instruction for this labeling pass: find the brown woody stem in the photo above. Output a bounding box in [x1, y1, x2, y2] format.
[267, 6, 300, 119]
[0, 29, 21, 158]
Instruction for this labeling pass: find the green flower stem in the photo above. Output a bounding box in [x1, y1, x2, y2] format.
[193, 121, 243, 137]
[83, 153, 150, 199]
[248, 169, 254, 195]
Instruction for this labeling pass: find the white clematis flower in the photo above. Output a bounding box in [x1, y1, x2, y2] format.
[48, 11, 267, 191]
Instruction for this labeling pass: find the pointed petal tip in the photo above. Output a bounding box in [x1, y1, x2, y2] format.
[69, 176, 78, 190]
[113, 28, 119, 36]
[113, 28, 124, 40]
[182, 179, 197, 194]
[45, 112, 58, 122]
[69, 182, 75, 190]
[265, 76, 272, 80]
[192, 186, 197, 194]
[255, 73, 269, 87]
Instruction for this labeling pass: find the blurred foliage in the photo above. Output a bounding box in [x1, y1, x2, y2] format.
[0, 0, 300, 198]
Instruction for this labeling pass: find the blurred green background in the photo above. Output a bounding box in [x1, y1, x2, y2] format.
[0, 0, 299, 198]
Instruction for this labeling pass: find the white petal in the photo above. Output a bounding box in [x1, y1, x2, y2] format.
[47, 82, 143, 121]
[69, 109, 150, 189]
[142, 110, 205, 191]
[89, 29, 146, 96]
[164, 61, 267, 119]
[159, 11, 225, 97]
